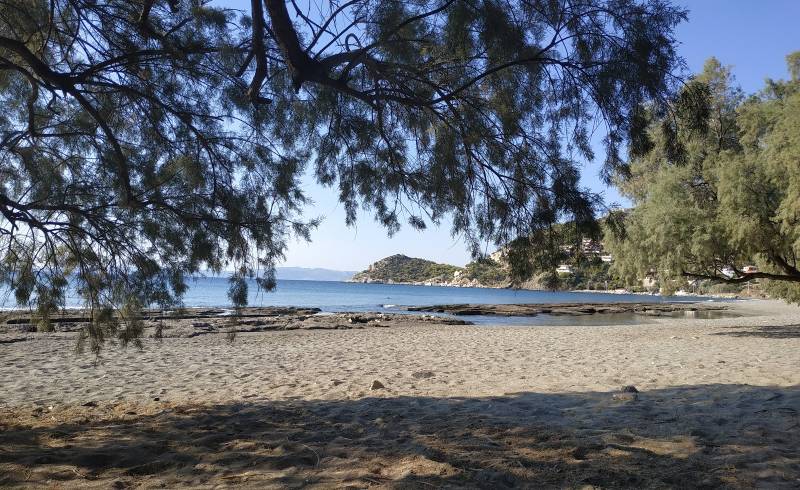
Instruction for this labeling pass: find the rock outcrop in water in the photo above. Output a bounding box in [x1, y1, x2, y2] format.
[407, 302, 731, 317]
[0, 307, 473, 339]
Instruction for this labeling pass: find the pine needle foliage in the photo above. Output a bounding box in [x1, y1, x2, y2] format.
[0, 0, 686, 347]
[607, 54, 800, 301]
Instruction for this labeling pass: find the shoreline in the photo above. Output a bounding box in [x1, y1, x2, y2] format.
[0, 281, 740, 315]
[0, 300, 738, 338]
[0, 299, 793, 406]
[349, 278, 743, 300]
[1, 298, 798, 487]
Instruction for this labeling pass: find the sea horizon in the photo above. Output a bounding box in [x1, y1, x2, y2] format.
[0, 276, 719, 312]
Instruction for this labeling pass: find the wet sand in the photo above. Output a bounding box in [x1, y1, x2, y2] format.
[1, 299, 799, 488]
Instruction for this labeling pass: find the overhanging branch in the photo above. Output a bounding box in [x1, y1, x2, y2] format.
[682, 270, 800, 284]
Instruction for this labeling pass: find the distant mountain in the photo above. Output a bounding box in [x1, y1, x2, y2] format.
[275, 267, 356, 282]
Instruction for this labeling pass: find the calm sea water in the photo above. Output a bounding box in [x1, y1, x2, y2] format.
[0, 277, 726, 325]
[179, 277, 713, 310]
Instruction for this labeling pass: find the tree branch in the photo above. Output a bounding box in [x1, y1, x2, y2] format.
[682, 270, 800, 284]
[247, 0, 271, 104]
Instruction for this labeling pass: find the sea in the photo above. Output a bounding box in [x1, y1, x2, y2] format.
[0, 277, 729, 326]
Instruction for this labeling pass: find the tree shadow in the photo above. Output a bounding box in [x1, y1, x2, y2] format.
[712, 324, 800, 339]
[0, 338, 28, 345]
[1, 384, 799, 488]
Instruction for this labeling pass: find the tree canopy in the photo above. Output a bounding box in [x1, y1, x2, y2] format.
[0, 0, 687, 347]
[607, 53, 800, 301]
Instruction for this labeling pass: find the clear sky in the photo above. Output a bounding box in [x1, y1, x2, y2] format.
[232, 0, 800, 271]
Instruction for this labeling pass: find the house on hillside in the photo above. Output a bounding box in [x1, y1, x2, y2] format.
[556, 264, 573, 274]
[581, 238, 603, 255]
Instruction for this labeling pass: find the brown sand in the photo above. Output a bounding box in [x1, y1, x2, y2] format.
[1, 299, 799, 488]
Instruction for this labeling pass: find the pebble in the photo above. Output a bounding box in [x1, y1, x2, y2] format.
[613, 392, 638, 402]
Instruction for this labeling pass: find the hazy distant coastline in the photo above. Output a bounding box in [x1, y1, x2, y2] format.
[275, 267, 356, 282]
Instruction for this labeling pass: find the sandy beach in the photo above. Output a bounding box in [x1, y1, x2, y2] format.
[1, 299, 799, 488]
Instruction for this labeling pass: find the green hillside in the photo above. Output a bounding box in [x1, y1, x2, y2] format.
[352, 250, 620, 290]
[351, 255, 461, 284]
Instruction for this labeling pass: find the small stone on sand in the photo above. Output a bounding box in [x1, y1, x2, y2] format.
[613, 385, 639, 402]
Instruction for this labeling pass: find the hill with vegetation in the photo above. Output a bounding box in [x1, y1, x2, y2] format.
[351, 254, 512, 287]
[352, 248, 622, 290]
[351, 255, 462, 284]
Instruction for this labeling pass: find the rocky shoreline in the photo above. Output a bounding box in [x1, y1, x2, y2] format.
[0, 307, 472, 341]
[349, 278, 745, 299]
[407, 302, 733, 317]
[0, 302, 736, 343]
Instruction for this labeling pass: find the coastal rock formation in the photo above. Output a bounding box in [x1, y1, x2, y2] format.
[407, 302, 732, 317]
[0, 307, 473, 340]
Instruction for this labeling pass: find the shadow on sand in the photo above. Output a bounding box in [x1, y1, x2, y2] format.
[712, 324, 800, 339]
[1, 384, 799, 488]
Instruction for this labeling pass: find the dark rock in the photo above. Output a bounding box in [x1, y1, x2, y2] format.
[370, 380, 385, 390]
[613, 386, 640, 402]
[348, 316, 373, 323]
[407, 302, 729, 318]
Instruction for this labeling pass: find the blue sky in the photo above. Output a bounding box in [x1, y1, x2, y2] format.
[237, 1, 800, 271]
